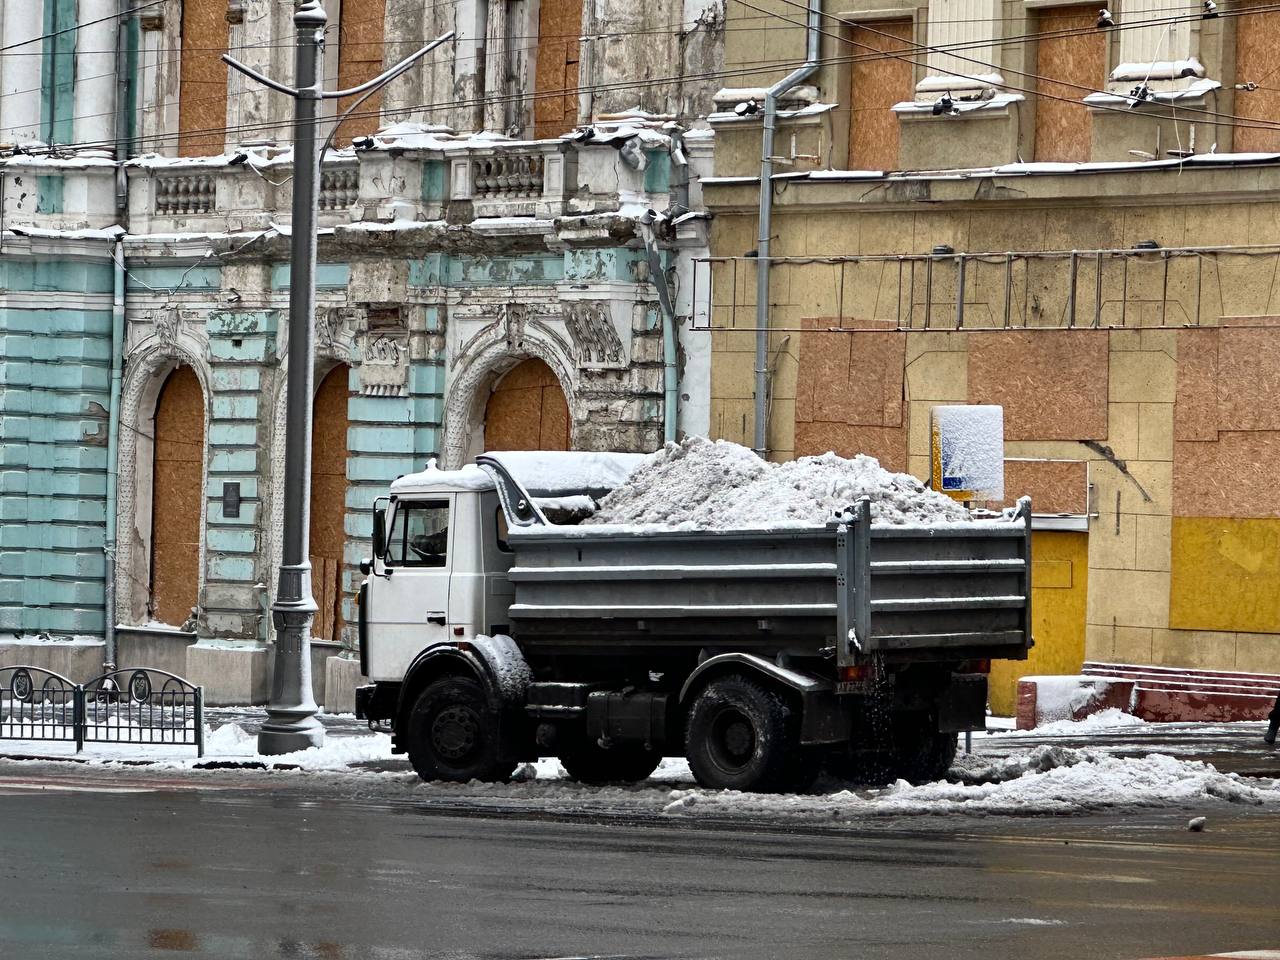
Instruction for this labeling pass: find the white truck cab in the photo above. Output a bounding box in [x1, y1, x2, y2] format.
[359, 465, 514, 683]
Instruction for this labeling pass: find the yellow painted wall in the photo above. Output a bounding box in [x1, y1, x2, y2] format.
[989, 531, 1089, 716]
[1170, 517, 1280, 634]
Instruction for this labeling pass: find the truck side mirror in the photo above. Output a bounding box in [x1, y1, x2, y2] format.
[372, 506, 387, 560]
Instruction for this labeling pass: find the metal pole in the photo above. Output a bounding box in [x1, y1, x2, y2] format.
[753, 0, 822, 458]
[259, 0, 327, 754]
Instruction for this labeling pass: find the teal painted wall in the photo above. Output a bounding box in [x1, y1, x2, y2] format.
[0, 258, 115, 637]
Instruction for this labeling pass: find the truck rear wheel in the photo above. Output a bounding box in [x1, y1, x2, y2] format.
[558, 741, 663, 784]
[829, 712, 958, 786]
[685, 674, 801, 793]
[405, 677, 516, 783]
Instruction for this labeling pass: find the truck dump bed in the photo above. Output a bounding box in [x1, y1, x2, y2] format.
[478, 454, 1032, 664]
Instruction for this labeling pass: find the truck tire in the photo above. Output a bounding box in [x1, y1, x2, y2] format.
[828, 713, 957, 786]
[685, 674, 802, 793]
[887, 720, 958, 785]
[558, 741, 663, 784]
[405, 677, 516, 783]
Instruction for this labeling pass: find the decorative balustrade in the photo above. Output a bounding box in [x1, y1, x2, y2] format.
[472, 153, 546, 200]
[154, 173, 216, 216]
[320, 164, 359, 211]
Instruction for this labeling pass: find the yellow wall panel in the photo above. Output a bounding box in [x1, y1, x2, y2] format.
[989, 531, 1089, 715]
[1170, 516, 1280, 633]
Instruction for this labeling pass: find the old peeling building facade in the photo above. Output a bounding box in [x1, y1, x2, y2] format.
[704, 0, 1280, 709]
[0, 0, 723, 704]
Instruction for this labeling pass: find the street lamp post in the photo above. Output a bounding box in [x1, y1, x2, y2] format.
[223, 3, 453, 755]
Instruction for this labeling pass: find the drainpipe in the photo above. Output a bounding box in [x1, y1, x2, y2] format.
[753, 0, 821, 458]
[641, 214, 679, 445]
[103, 238, 125, 673]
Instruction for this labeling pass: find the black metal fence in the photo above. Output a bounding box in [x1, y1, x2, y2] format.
[0, 665, 204, 757]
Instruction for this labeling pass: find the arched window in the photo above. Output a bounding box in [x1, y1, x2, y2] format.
[309, 364, 351, 641]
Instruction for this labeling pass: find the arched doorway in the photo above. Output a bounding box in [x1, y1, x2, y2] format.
[150, 366, 204, 627]
[309, 364, 350, 642]
[483, 358, 570, 451]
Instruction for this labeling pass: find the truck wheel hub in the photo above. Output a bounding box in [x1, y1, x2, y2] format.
[710, 708, 756, 769]
[432, 705, 479, 760]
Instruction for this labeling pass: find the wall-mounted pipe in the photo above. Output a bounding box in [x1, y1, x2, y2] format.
[103, 239, 126, 672]
[641, 214, 680, 444]
[753, 0, 822, 457]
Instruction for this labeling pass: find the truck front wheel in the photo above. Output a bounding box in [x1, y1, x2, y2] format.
[558, 741, 663, 784]
[685, 675, 801, 793]
[405, 677, 516, 783]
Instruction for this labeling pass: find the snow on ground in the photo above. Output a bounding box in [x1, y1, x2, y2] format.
[997, 707, 1149, 737]
[3, 717, 1277, 822]
[584, 436, 971, 529]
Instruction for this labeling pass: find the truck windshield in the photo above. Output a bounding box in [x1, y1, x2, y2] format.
[386, 500, 449, 567]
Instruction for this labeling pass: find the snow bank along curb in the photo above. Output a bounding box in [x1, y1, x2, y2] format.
[582, 437, 972, 529]
[662, 746, 1280, 820]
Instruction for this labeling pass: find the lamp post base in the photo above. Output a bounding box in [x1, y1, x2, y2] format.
[258, 711, 325, 755]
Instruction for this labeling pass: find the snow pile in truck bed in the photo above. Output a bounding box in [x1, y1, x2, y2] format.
[583, 437, 971, 528]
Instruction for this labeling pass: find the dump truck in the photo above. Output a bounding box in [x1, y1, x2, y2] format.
[355, 451, 1033, 792]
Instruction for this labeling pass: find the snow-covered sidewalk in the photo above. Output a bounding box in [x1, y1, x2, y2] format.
[2, 708, 1278, 822]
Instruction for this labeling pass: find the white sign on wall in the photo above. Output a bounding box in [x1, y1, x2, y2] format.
[930, 405, 1005, 502]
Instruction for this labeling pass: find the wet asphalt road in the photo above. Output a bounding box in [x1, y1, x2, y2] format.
[2, 770, 1279, 960]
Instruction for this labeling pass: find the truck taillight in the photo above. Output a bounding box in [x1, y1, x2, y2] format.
[962, 659, 992, 674]
[839, 664, 869, 682]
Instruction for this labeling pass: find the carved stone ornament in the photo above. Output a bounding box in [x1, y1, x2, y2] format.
[357, 332, 409, 397]
[563, 301, 624, 368]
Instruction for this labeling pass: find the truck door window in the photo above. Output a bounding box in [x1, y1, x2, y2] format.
[386, 500, 449, 567]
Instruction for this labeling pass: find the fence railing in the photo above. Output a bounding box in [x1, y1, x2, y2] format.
[0, 665, 204, 756]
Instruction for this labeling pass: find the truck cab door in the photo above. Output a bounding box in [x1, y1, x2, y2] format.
[363, 495, 454, 680]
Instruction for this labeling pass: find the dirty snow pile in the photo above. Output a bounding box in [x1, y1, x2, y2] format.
[584, 437, 971, 529]
[660, 745, 1280, 820]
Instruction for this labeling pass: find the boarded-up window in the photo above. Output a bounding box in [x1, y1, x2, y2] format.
[151, 367, 204, 627]
[484, 358, 570, 451]
[534, 0, 583, 138]
[1032, 5, 1105, 162]
[847, 19, 914, 171]
[1234, 0, 1280, 152]
[336, 0, 387, 142]
[177, 0, 230, 156]
[310, 365, 350, 643]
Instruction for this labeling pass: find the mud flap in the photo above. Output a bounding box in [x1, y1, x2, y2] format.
[938, 673, 988, 733]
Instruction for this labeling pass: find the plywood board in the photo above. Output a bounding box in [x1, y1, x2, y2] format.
[1232, 0, 1280, 153]
[336, 0, 387, 142]
[178, 0, 230, 156]
[1174, 327, 1219, 441]
[1173, 431, 1280, 518]
[151, 367, 204, 626]
[1032, 5, 1105, 163]
[848, 20, 914, 172]
[485, 358, 571, 451]
[534, 0, 583, 137]
[796, 319, 905, 427]
[1214, 327, 1280, 432]
[309, 365, 350, 641]
[795, 415, 908, 472]
[967, 330, 1109, 440]
[997, 458, 1089, 514]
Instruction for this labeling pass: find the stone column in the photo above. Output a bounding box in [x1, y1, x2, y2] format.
[0, 0, 43, 143]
